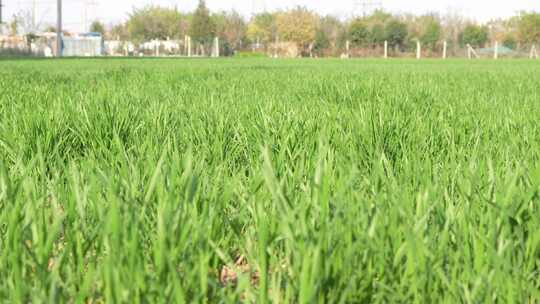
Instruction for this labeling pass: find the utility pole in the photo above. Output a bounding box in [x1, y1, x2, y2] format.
[57, 0, 62, 57]
[0, 0, 4, 25]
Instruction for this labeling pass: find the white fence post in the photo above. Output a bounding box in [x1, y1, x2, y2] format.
[471, 45, 478, 59]
[467, 44, 478, 59]
[384, 40, 388, 59]
[530, 45, 538, 59]
[442, 41, 447, 59]
[416, 40, 421, 59]
[187, 36, 192, 57]
[184, 35, 188, 57]
[211, 37, 219, 57]
[274, 34, 279, 58]
[494, 41, 498, 59]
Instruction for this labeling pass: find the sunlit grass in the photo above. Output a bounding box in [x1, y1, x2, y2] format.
[0, 58, 539, 303]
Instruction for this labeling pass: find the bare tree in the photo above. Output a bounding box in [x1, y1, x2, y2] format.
[12, 9, 40, 34]
[441, 8, 469, 53]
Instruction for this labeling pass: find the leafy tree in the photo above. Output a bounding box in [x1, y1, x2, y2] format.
[502, 35, 517, 49]
[517, 12, 540, 44]
[127, 6, 183, 42]
[369, 24, 386, 45]
[459, 24, 489, 47]
[213, 10, 247, 54]
[365, 10, 392, 25]
[421, 20, 441, 50]
[385, 20, 408, 49]
[275, 6, 318, 49]
[247, 12, 277, 45]
[318, 15, 344, 51]
[313, 29, 330, 54]
[90, 20, 105, 36]
[111, 23, 129, 40]
[362, 9, 391, 46]
[74, 6, 540, 57]
[189, 0, 216, 45]
[348, 19, 369, 47]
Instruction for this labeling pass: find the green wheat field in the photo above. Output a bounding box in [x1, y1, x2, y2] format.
[0, 58, 539, 303]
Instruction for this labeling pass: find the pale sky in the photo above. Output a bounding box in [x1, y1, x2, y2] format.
[2, 0, 539, 32]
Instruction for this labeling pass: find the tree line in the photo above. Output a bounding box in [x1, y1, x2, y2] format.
[88, 0, 540, 56]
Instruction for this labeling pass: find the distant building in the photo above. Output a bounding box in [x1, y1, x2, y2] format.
[63, 32, 103, 57]
[1, 32, 103, 57]
[0, 35, 26, 50]
[139, 39, 182, 56]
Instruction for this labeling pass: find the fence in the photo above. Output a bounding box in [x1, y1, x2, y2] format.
[1, 33, 104, 57]
[103, 36, 221, 57]
[2, 34, 538, 59]
[339, 40, 539, 60]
